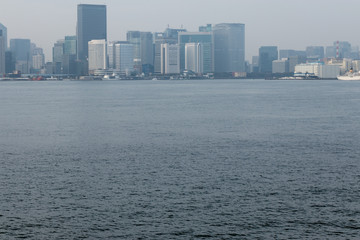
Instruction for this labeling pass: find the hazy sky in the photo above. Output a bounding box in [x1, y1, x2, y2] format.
[1, 0, 359, 62]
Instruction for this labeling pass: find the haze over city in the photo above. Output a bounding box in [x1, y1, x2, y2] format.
[1, 0, 360, 61]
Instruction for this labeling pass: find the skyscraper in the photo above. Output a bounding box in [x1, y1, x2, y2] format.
[0, 28, 5, 75]
[259, 46, 278, 73]
[88, 39, 107, 72]
[213, 23, 245, 73]
[77, 4, 107, 63]
[5, 50, 14, 74]
[161, 43, 180, 74]
[154, 28, 186, 74]
[107, 41, 116, 69]
[53, 39, 64, 74]
[10, 39, 31, 74]
[64, 36, 77, 55]
[0, 23, 7, 50]
[178, 32, 214, 73]
[63, 36, 77, 75]
[185, 43, 203, 74]
[126, 31, 154, 74]
[32, 46, 45, 72]
[114, 42, 134, 74]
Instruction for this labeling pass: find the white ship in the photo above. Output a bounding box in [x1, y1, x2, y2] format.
[337, 69, 360, 81]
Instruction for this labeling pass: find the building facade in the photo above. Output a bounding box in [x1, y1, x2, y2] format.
[161, 43, 180, 74]
[272, 59, 289, 73]
[154, 28, 186, 74]
[288, 55, 307, 73]
[88, 39, 107, 72]
[185, 43, 203, 74]
[0, 28, 5, 75]
[0, 23, 7, 50]
[178, 32, 213, 73]
[53, 40, 64, 74]
[213, 23, 245, 73]
[64, 36, 77, 55]
[77, 4, 107, 72]
[10, 39, 31, 74]
[126, 31, 154, 74]
[114, 42, 134, 74]
[295, 63, 321, 76]
[107, 41, 116, 69]
[259, 46, 278, 73]
[199, 24, 212, 32]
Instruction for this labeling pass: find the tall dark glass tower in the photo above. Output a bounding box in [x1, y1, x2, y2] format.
[77, 4, 107, 63]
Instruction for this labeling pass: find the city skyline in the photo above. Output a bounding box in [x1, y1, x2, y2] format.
[1, 0, 360, 62]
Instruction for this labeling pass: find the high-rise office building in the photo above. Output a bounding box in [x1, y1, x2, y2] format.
[64, 36, 77, 55]
[114, 41, 134, 74]
[0, 23, 7, 50]
[53, 40, 64, 74]
[32, 46, 45, 71]
[185, 43, 203, 74]
[126, 31, 141, 72]
[140, 32, 153, 73]
[213, 23, 245, 73]
[178, 32, 214, 73]
[62, 36, 77, 75]
[126, 31, 154, 73]
[154, 28, 186, 74]
[88, 39, 107, 72]
[10, 39, 31, 74]
[62, 54, 77, 75]
[107, 41, 116, 69]
[161, 43, 180, 74]
[32, 54, 45, 71]
[77, 4, 107, 64]
[0, 28, 5, 75]
[259, 46, 278, 73]
[5, 50, 14, 73]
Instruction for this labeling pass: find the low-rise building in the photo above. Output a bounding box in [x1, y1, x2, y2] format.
[295, 63, 321, 76]
[319, 64, 340, 79]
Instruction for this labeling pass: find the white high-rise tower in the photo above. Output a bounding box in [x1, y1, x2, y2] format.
[88, 39, 107, 72]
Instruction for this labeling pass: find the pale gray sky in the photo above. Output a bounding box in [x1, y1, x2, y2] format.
[1, 0, 359, 61]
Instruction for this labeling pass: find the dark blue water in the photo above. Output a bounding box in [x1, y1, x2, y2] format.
[0, 80, 359, 239]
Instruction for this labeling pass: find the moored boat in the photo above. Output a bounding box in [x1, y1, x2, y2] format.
[337, 69, 360, 81]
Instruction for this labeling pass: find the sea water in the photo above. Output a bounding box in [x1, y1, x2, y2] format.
[0, 80, 359, 239]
